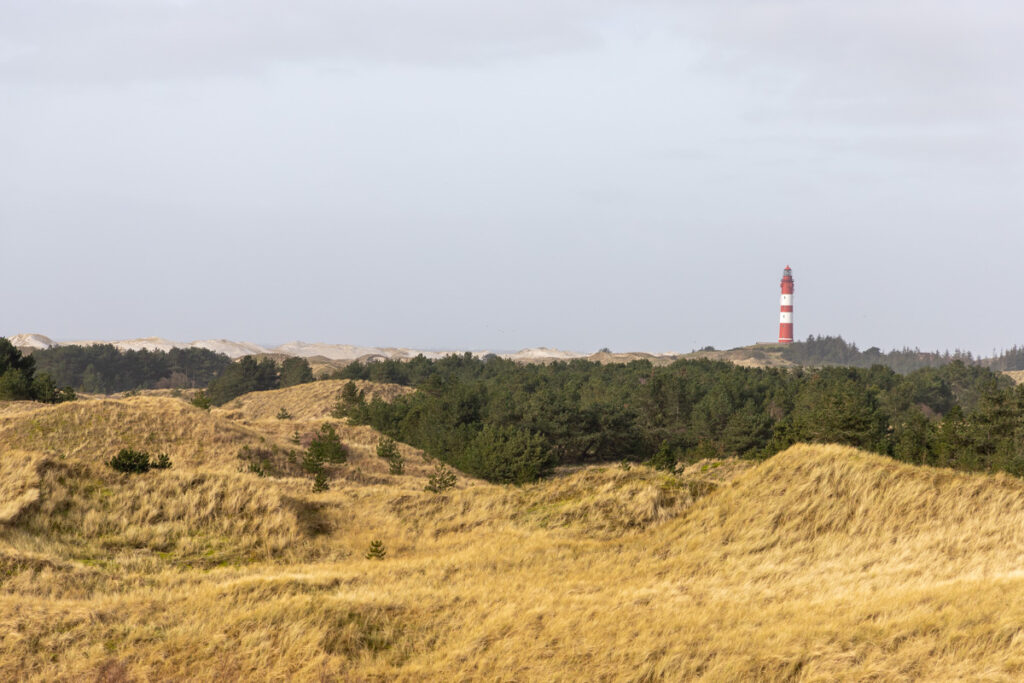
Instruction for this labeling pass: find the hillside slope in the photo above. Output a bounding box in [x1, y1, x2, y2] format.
[216, 379, 413, 422]
[0, 396, 283, 471]
[5, 411, 1024, 680]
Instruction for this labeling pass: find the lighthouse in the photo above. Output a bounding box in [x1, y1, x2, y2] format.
[778, 266, 794, 343]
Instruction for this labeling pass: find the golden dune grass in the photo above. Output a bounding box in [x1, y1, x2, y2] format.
[216, 379, 413, 422]
[0, 396, 290, 472]
[1004, 370, 1024, 385]
[6, 387, 1024, 680]
[0, 450, 44, 524]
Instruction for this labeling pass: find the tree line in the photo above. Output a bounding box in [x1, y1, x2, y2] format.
[30, 344, 233, 394]
[781, 334, 1024, 374]
[18, 342, 316, 402]
[335, 353, 1024, 484]
[202, 355, 314, 405]
[0, 339, 76, 402]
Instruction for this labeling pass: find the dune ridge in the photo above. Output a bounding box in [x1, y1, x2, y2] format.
[2, 384, 1024, 679]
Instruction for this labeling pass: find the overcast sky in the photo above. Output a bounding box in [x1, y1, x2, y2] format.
[2, 1, 1022, 353]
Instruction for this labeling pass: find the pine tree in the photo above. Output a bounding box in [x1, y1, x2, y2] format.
[425, 464, 457, 493]
[365, 539, 386, 560]
[280, 357, 314, 387]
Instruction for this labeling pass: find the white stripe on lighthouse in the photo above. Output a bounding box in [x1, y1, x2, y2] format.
[779, 312, 793, 323]
[780, 294, 793, 306]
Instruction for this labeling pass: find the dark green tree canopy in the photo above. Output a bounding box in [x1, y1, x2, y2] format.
[30, 343, 232, 394]
[280, 357, 314, 388]
[341, 353, 1022, 484]
[0, 338, 74, 403]
[206, 356, 280, 406]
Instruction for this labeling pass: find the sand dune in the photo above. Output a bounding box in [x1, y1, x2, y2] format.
[4, 386, 1024, 682]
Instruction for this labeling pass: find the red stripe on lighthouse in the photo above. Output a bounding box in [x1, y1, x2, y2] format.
[778, 265, 795, 343]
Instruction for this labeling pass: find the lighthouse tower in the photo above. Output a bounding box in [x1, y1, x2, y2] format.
[778, 266, 795, 343]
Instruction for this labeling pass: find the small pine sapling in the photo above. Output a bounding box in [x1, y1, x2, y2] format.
[276, 407, 292, 420]
[649, 440, 678, 472]
[365, 539, 386, 560]
[308, 422, 347, 464]
[190, 391, 212, 410]
[424, 463, 457, 493]
[376, 436, 399, 461]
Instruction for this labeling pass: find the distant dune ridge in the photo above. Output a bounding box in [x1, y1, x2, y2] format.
[7, 332, 685, 364]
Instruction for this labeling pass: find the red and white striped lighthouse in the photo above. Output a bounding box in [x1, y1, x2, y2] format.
[778, 265, 794, 343]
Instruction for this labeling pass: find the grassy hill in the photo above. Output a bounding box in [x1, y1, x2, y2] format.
[3, 384, 1024, 679]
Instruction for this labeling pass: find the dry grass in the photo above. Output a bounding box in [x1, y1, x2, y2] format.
[216, 379, 413, 423]
[0, 396, 289, 472]
[1004, 370, 1024, 385]
[5, 386, 1024, 680]
[0, 450, 45, 524]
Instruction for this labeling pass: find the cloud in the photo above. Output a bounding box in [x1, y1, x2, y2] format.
[0, 0, 609, 83]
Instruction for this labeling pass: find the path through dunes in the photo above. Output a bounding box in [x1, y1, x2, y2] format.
[4, 393, 1024, 680]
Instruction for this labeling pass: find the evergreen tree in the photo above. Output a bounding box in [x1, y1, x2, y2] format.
[280, 357, 314, 387]
[307, 422, 347, 464]
[206, 356, 280, 405]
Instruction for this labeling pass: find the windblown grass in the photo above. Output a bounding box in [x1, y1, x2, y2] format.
[0, 397, 284, 472]
[216, 379, 413, 422]
[5, 388, 1024, 680]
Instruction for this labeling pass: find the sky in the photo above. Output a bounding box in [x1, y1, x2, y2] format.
[2, 1, 1022, 354]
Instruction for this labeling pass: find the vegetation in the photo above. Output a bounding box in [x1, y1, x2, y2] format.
[107, 448, 172, 473]
[376, 436, 404, 475]
[0, 338, 76, 403]
[9, 375, 1024, 678]
[781, 333, 1024, 373]
[203, 355, 320, 406]
[376, 436, 399, 461]
[190, 390, 212, 410]
[280, 357, 314, 387]
[307, 423, 347, 465]
[8, 439, 1024, 679]
[339, 353, 1023, 483]
[206, 356, 280, 405]
[424, 463, 457, 493]
[365, 539, 386, 560]
[30, 343, 231, 393]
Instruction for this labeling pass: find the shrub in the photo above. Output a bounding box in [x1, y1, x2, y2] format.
[303, 451, 325, 475]
[649, 440, 677, 472]
[191, 391, 212, 410]
[308, 423, 347, 464]
[376, 437, 398, 461]
[312, 471, 329, 492]
[388, 454, 404, 475]
[342, 381, 364, 405]
[365, 539, 386, 560]
[152, 453, 172, 469]
[276, 407, 292, 420]
[425, 464, 456, 493]
[108, 448, 153, 474]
